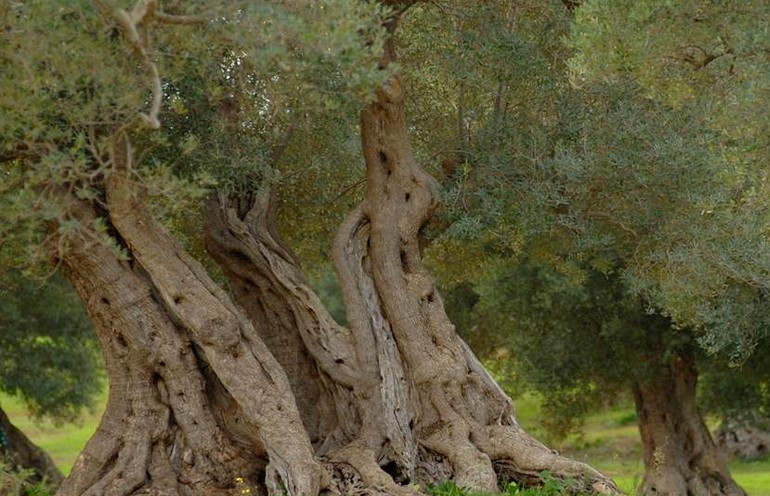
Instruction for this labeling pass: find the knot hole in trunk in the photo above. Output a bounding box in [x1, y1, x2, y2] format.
[379, 150, 392, 177]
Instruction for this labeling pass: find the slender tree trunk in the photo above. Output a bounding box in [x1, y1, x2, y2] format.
[0, 405, 64, 489]
[633, 351, 745, 496]
[343, 34, 616, 493]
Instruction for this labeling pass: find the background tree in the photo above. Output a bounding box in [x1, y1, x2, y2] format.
[0, 272, 102, 489]
[703, 349, 770, 462]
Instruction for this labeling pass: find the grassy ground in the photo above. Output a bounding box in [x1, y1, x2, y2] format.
[1, 392, 105, 475]
[513, 394, 770, 495]
[3, 391, 769, 494]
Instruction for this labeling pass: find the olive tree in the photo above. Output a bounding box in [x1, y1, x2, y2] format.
[1, 1, 616, 495]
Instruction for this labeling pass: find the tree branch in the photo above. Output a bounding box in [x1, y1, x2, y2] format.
[94, 0, 203, 129]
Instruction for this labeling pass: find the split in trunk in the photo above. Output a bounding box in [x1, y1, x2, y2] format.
[202, 28, 618, 495]
[54, 137, 324, 496]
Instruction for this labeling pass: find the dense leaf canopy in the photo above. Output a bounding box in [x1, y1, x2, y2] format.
[0, 273, 101, 422]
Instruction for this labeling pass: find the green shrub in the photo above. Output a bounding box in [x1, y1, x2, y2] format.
[428, 471, 591, 496]
[0, 460, 52, 496]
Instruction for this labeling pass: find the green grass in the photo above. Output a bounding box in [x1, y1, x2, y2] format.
[1, 391, 105, 475]
[514, 393, 770, 495]
[3, 390, 769, 494]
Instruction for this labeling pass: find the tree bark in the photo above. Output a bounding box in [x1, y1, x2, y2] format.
[204, 191, 338, 449]
[52, 134, 325, 496]
[716, 419, 770, 462]
[341, 35, 616, 493]
[0, 405, 64, 489]
[205, 191, 420, 495]
[633, 351, 746, 496]
[56, 201, 263, 496]
[200, 29, 618, 494]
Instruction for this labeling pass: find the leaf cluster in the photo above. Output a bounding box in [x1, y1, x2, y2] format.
[1, 0, 391, 271]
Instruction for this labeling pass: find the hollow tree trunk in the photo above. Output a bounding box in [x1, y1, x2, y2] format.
[0, 405, 63, 489]
[633, 351, 745, 496]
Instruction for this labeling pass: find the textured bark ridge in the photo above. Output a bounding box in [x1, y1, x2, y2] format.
[57, 203, 263, 496]
[0, 406, 64, 489]
[633, 351, 746, 496]
[205, 192, 418, 495]
[200, 36, 618, 491]
[322, 36, 617, 494]
[54, 140, 323, 495]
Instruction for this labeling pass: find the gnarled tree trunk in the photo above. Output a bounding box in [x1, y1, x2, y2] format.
[330, 34, 615, 494]
[201, 28, 618, 495]
[51, 7, 618, 496]
[205, 191, 419, 495]
[633, 351, 745, 496]
[716, 418, 770, 462]
[53, 139, 323, 496]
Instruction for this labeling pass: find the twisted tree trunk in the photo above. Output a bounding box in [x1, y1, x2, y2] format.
[199, 31, 618, 495]
[54, 138, 323, 496]
[51, 8, 617, 496]
[633, 351, 745, 496]
[205, 191, 418, 495]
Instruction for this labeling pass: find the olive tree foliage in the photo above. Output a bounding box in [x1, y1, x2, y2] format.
[410, 0, 770, 359]
[0, 273, 101, 423]
[470, 259, 684, 438]
[564, 0, 770, 359]
[0, 0, 391, 271]
[436, 74, 752, 437]
[393, 2, 768, 494]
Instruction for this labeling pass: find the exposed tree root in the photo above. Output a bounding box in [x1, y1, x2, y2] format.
[481, 426, 616, 493]
[327, 442, 420, 496]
